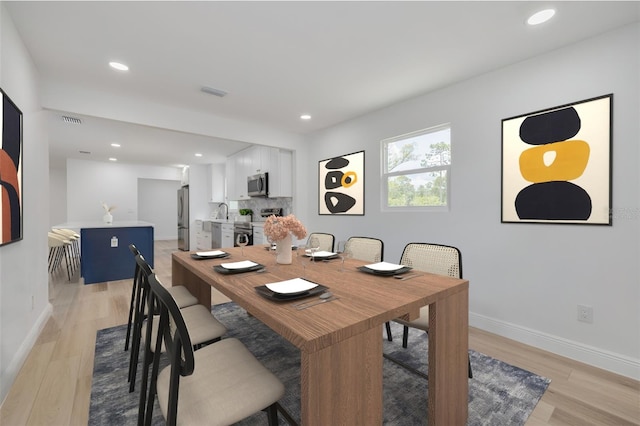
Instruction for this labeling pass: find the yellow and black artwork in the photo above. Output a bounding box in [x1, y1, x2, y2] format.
[501, 94, 612, 225]
[319, 150, 364, 216]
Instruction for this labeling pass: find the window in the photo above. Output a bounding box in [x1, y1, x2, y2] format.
[382, 124, 451, 211]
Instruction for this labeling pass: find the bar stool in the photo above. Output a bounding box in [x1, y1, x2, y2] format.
[48, 232, 73, 280]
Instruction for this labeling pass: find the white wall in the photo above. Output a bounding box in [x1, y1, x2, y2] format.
[49, 166, 67, 226]
[138, 178, 181, 240]
[66, 158, 181, 223]
[304, 23, 640, 378]
[0, 5, 52, 403]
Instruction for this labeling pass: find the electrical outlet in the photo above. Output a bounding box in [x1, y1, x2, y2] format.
[577, 304, 593, 323]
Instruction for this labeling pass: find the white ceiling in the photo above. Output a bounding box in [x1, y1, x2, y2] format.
[5, 1, 639, 169]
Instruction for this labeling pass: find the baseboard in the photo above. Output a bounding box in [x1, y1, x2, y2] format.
[470, 312, 640, 380]
[0, 303, 53, 405]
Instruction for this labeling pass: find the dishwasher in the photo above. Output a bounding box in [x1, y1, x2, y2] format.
[211, 222, 222, 249]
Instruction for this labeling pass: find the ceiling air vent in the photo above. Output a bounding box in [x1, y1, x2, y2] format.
[201, 86, 228, 97]
[62, 116, 82, 124]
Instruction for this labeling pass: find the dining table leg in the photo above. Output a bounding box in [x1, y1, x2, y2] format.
[172, 258, 212, 308]
[427, 286, 469, 426]
[300, 325, 383, 425]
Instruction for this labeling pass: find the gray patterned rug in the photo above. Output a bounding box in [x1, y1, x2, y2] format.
[90, 302, 550, 425]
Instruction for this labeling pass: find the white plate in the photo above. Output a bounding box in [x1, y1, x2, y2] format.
[363, 261, 404, 272]
[220, 260, 259, 270]
[265, 278, 318, 294]
[305, 250, 337, 258]
[196, 250, 226, 257]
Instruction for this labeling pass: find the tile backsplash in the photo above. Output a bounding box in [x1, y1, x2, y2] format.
[238, 197, 293, 222]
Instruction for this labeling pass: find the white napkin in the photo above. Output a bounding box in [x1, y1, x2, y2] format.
[265, 278, 318, 294]
[364, 261, 404, 271]
[220, 260, 258, 270]
[196, 250, 226, 257]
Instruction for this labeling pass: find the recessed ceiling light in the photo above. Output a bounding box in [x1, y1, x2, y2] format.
[300, 114, 311, 120]
[109, 157, 117, 162]
[195, 153, 203, 157]
[111, 143, 121, 148]
[109, 61, 129, 71]
[527, 9, 555, 25]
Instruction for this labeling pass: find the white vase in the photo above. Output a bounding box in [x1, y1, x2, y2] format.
[103, 212, 113, 224]
[275, 234, 293, 264]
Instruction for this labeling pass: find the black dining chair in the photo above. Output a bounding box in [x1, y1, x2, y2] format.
[128, 252, 227, 393]
[138, 271, 285, 426]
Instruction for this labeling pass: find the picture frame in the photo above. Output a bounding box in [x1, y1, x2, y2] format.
[0, 88, 24, 245]
[501, 94, 612, 225]
[319, 150, 364, 216]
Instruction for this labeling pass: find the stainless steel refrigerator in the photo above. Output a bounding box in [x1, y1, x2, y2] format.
[177, 186, 189, 250]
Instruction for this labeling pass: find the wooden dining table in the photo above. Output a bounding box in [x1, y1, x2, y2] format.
[172, 246, 469, 425]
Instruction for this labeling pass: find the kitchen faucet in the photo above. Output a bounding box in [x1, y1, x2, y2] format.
[218, 203, 229, 220]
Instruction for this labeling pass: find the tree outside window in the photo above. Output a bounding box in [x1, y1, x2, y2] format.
[382, 124, 451, 210]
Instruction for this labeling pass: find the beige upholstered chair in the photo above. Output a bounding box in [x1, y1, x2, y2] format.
[344, 236, 384, 263]
[128, 253, 226, 393]
[342, 236, 391, 338]
[307, 232, 335, 252]
[390, 242, 472, 378]
[139, 272, 285, 426]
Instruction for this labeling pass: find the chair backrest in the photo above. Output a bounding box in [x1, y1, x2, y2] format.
[346, 237, 384, 262]
[308, 232, 335, 252]
[134, 253, 153, 304]
[399, 243, 462, 278]
[146, 272, 195, 425]
[129, 243, 140, 256]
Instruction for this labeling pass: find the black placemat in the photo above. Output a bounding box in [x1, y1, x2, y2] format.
[357, 265, 412, 276]
[213, 263, 265, 274]
[190, 252, 230, 260]
[255, 283, 329, 301]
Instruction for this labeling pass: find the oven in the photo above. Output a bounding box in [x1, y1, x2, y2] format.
[233, 221, 253, 246]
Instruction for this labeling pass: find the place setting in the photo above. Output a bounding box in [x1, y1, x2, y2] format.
[304, 250, 339, 261]
[189, 250, 230, 260]
[213, 259, 266, 274]
[357, 261, 413, 277]
[254, 277, 337, 309]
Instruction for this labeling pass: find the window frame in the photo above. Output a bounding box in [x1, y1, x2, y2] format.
[381, 123, 451, 212]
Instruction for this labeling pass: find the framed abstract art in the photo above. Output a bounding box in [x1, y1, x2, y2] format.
[0, 88, 23, 245]
[319, 150, 364, 215]
[501, 94, 612, 225]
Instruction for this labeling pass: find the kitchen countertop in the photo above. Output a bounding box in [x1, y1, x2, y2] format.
[53, 221, 154, 229]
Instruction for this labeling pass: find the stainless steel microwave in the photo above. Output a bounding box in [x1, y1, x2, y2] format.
[247, 172, 269, 197]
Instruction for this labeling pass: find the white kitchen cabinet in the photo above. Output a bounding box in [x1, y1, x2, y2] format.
[196, 231, 212, 250]
[226, 150, 249, 201]
[221, 223, 234, 248]
[195, 220, 212, 250]
[226, 146, 293, 200]
[267, 149, 293, 198]
[252, 224, 266, 246]
[208, 163, 226, 203]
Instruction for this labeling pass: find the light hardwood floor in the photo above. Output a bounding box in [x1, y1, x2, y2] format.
[1, 240, 638, 425]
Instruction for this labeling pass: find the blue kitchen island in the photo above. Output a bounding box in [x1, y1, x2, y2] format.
[53, 221, 154, 285]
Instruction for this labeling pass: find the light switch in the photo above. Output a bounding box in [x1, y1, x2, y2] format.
[111, 236, 118, 247]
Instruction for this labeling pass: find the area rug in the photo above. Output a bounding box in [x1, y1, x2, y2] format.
[90, 302, 550, 425]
